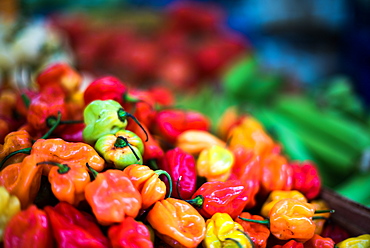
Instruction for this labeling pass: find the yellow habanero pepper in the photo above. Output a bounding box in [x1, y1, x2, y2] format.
[204, 212, 254, 248]
[260, 190, 307, 218]
[336, 234, 370, 248]
[197, 145, 234, 182]
[0, 186, 21, 241]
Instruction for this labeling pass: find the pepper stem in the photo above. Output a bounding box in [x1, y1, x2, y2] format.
[312, 216, 328, 220]
[315, 209, 335, 214]
[86, 163, 98, 179]
[155, 170, 173, 198]
[148, 159, 158, 170]
[238, 217, 270, 228]
[237, 229, 255, 248]
[21, 93, 31, 108]
[42, 111, 62, 139]
[36, 161, 70, 174]
[115, 136, 141, 162]
[224, 238, 243, 248]
[117, 108, 148, 142]
[0, 147, 32, 170]
[185, 195, 204, 208]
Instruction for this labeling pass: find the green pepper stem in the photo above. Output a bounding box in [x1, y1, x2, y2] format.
[59, 120, 84, 124]
[312, 216, 328, 220]
[115, 136, 141, 162]
[237, 229, 255, 248]
[148, 159, 158, 170]
[238, 217, 270, 228]
[315, 209, 335, 214]
[185, 195, 204, 208]
[86, 163, 98, 179]
[0, 147, 32, 170]
[42, 111, 62, 139]
[224, 238, 243, 248]
[155, 169, 173, 199]
[36, 161, 70, 174]
[21, 93, 31, 108]
[117, 108, 148, 142]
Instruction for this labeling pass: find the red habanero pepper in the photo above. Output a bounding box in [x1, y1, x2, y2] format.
[236, 212, 270, 248]
[154, 109, 210, 143]
[58, 123, 85, 142]
[321, 222, 350, 244]
[147, 86, 174, 107]
[4, 205, 54, 248]
[303, 234, 335, 248]
[108, 217, 154, 248]
[187, 180, 252, 219]
[15, 89, 38, 118]
[44, 202, 109, 248]
[158, 147, 197, 200]
[84, 76, 128, 106]
[290, 161, 321, 200]
[272, 240, 304, 248]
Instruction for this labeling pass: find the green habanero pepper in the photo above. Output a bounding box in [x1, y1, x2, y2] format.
[83, 100, 147, 145]
[95, 130, 144, 169]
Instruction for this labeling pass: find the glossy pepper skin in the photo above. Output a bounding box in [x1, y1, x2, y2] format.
[204, 212, 252, 248]
[158, 147, 197, 200]
[290, 161, 321, 200]
[154, 109, 210, 144]
[84, 76, 128, 106]
[108, 217, 154, 248]
[147, 198, 206, 248]
[272, 240, 304, 248]
[269, 199, 316, 242]
[0, 155, 43, 208]
[188, 180, 251, 219]
[0, 130, 32, 168]
[303, 234, 334, 248]
[310, 200, 330, 235]
[85, 169, 142, 225]
[31, 138, 105, 174]
[236, 212, 270, 248]
[83, 99, 129, 144]
[123, 164, 167, 209]
[260, 190, 307, 218]
[197, 145, 234, 182]
[336, 234, 370, 248]
[0, 186, 21, 241]
[44, 202, 109, 248]
[176, 130, 225, 156]
[3, 205, 54, 248]
[95, 129, 144, 169]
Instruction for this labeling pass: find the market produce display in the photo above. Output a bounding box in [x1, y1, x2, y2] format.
[0, 63, 369, 247]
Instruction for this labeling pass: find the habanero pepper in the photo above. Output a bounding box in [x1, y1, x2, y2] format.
[320, 222, 350, 244]
[336, 234, 370, 248]
[95, 129, 144, 169]
[196, 145, 234, 182]
[236, 212, 270, 248]
[204, 212, 253, 248]
[272, 240, 304, 248]
[0, 186, 21, 242]
[3, 205, 54, 248]
[147, 198, 206, 248]
[187, 180, 252, 219]
[84, 168, 142, 225]
[147, 86, 174, 107]
[44, 202, 109, 248]
[158, 147, 197, 200]
[123, 164, 172, 209]
[108, 217, 154, 248]
[290, 161, 321, 200]
[0, 130, 33, 168]
[303, 234, 335, 248]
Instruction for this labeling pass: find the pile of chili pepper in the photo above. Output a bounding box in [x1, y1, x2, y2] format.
[0, 62, 368, 248]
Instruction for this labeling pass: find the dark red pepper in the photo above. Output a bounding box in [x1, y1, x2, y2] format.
[108, 216, 154, 248]
[290, 160, 321, 200]
[321, 222, 350, 244]
[44, 202, 109, 248]
[158, 147, 197, 199]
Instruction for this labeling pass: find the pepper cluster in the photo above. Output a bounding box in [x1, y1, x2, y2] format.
[0, 63, 368, 248]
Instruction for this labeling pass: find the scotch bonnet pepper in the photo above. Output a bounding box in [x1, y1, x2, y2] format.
[0, 130, 32, 168]
[236, 212, 270, 248]
[336, 234, 370, 248]
[0, 186, 21, 242]
[303, 234, 334, 248]
[290, 161, 321, 200]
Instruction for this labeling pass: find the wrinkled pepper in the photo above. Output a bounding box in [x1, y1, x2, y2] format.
[84, 169, 142, 225]
[176, 130, 226, 156]
[303, 234, 334, 248]
[154, 109, 210, 144]
[95, 129, 144, 169]
[290, 161, 321, 200]
[147, 198, 206, 248]
[3, 205, 54, 248]
[217, 106, 246, 141]
[310, 199, 331, 235]
[0, 186, 21, 241]
[187, 180, 252, 219]
[158, 147, 197, 199]
[336, 234, 370, 248]
[197, 145, 234, 182]
[321, 222, 350, 244]
[108, 217, 154, 248]
[204, 212, 253, 248]
[260, 190, 307, 218]
[0, 130, 33, 168]
[44, 202, 109, 248]
[0, 155, 43, 208]
[236, 212, 270, 248]
[123, 164, 172, 209]
[272, 240, 303, 248]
